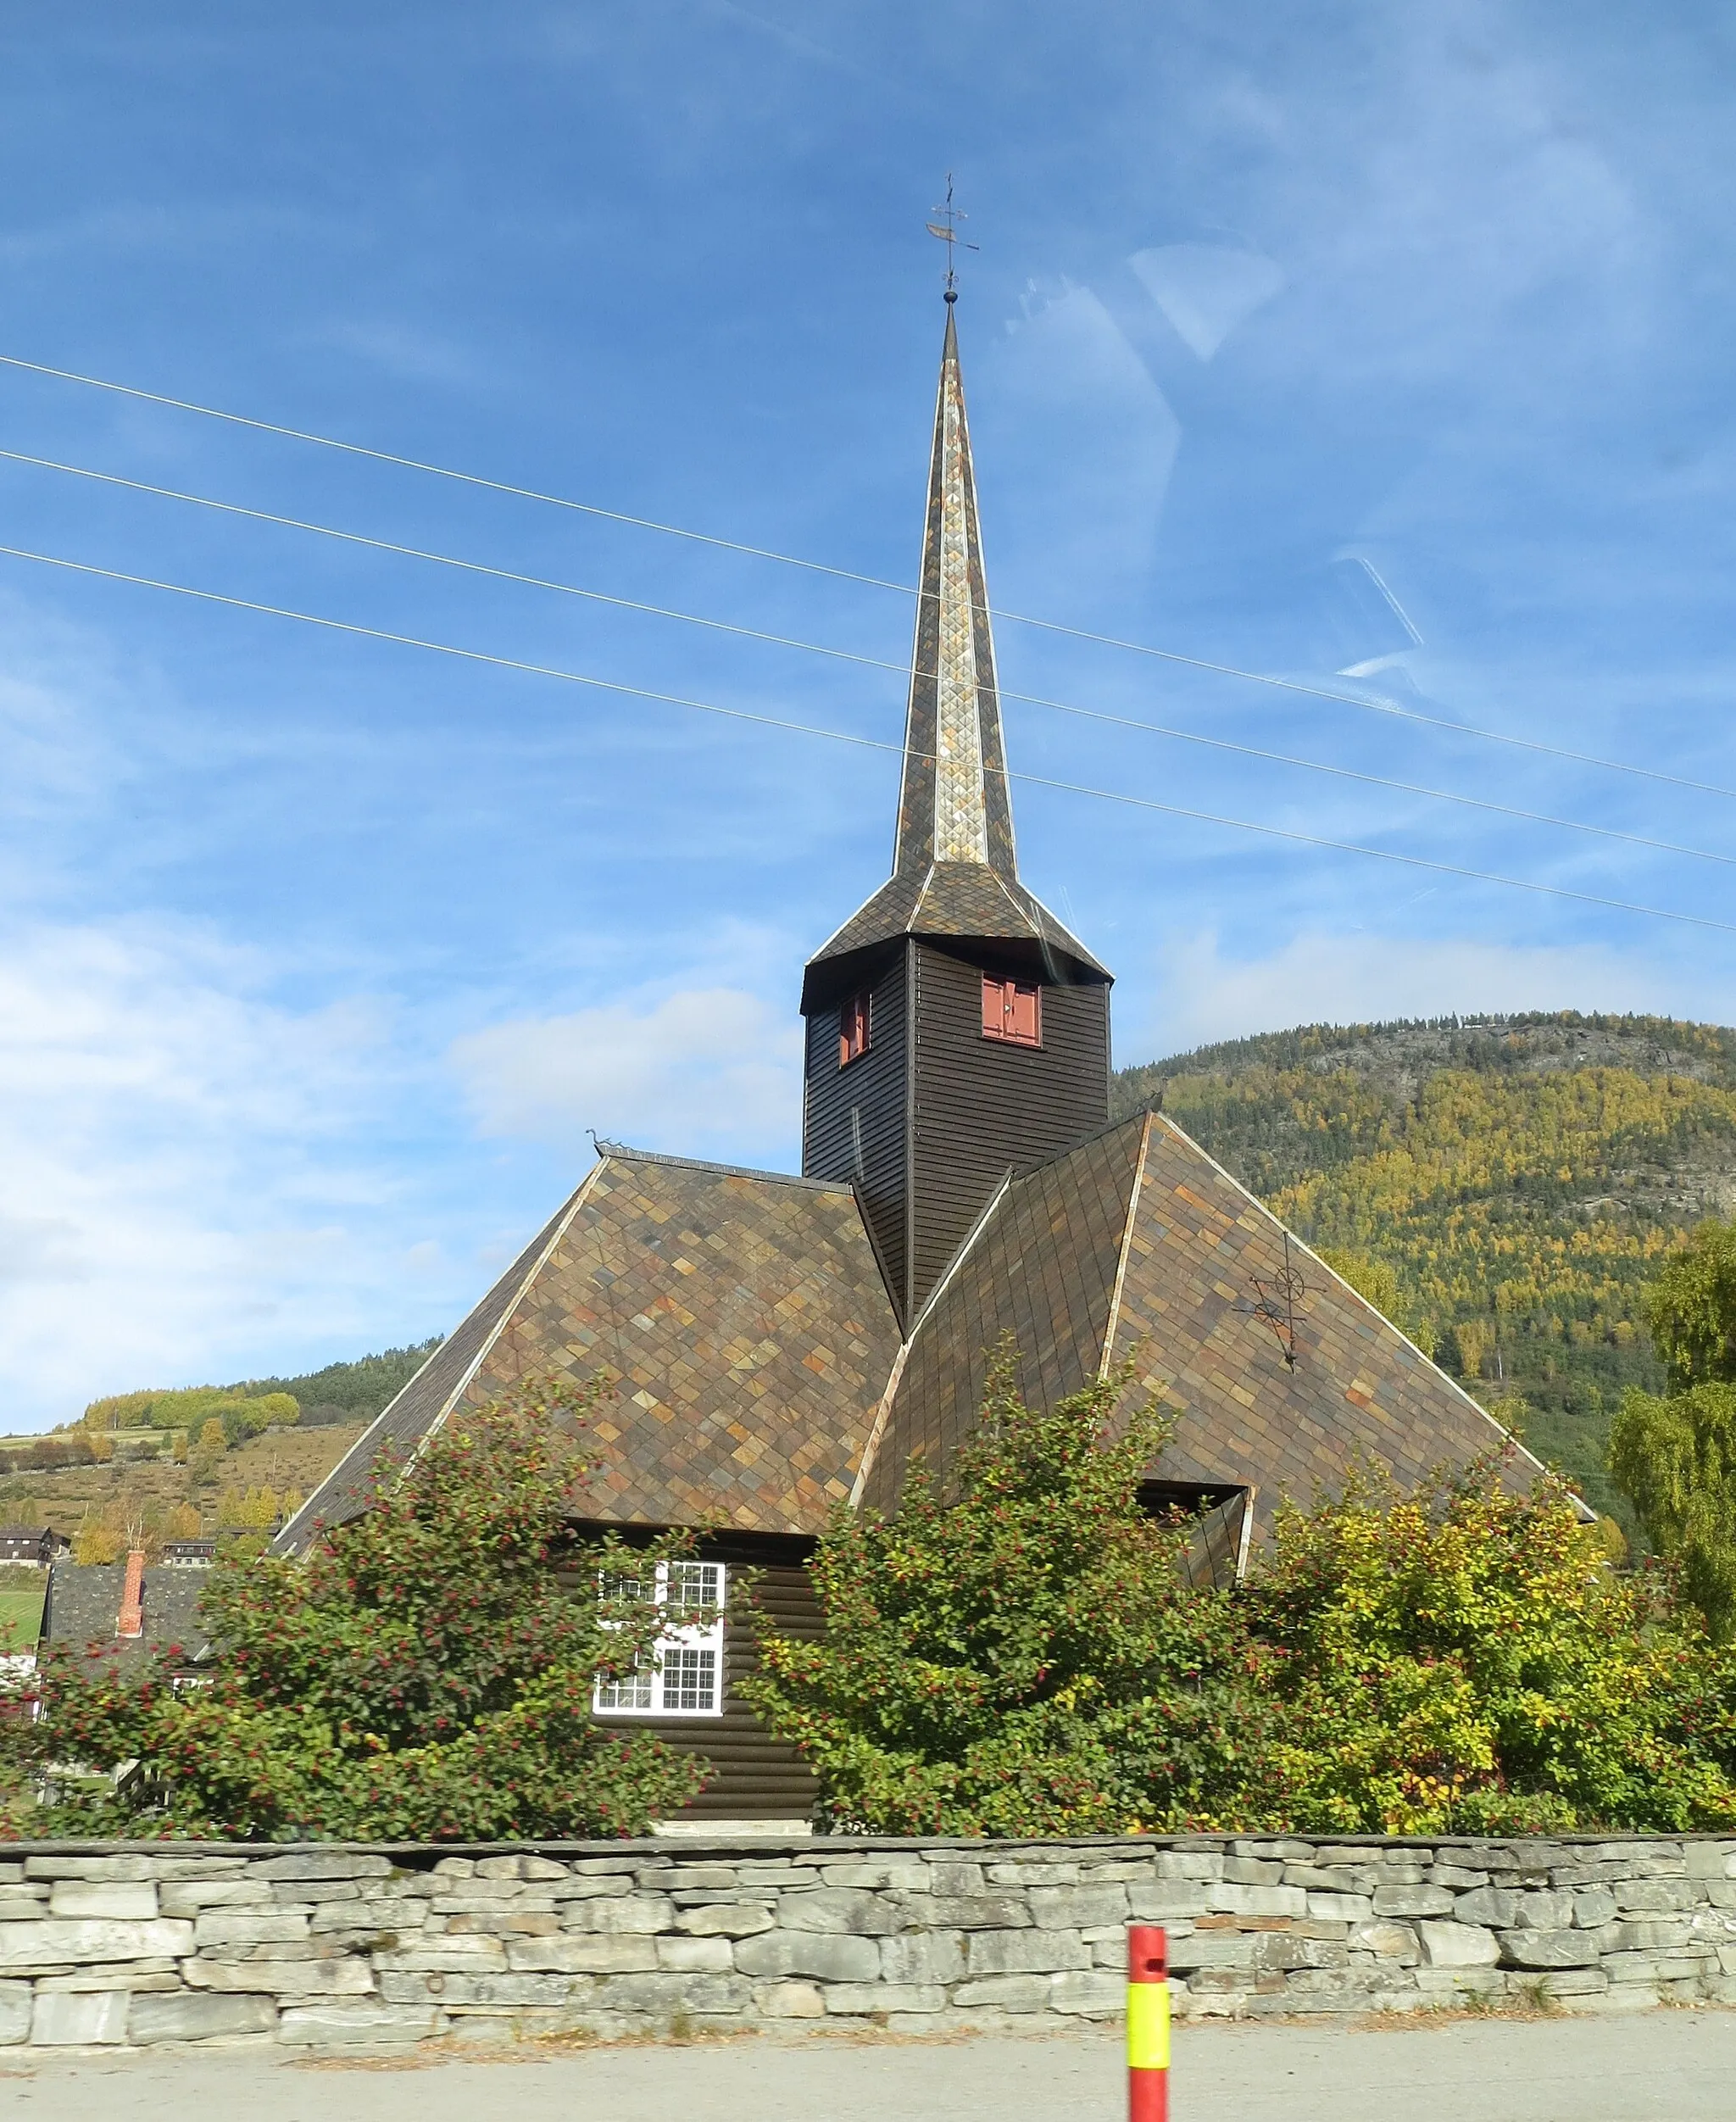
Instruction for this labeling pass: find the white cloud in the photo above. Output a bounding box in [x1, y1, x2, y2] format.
[0, 919, 424, 1429]
[449, 986, 803, 1164]
[1139, 930, 1699, 1061]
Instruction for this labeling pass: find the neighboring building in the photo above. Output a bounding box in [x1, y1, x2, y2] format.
[280, 298, 1550, 1822]
[42, 1552, 210, 1662]
[0, 1528, 70, 1567]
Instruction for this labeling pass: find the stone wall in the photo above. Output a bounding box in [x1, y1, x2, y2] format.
[3, 1833, 1736, 2050]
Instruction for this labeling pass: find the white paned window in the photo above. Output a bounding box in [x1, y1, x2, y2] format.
[593, 1561, 726, 1718]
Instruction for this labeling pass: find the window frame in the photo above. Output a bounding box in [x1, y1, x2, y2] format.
[837, 987, 872, 1069]
[981, 973, 1043, 1049]
[593, 1559, 726, 1720]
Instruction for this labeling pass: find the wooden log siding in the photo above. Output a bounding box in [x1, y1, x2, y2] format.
[559, 1533, 821, 1821]
[801, 942, 910, 1321]
[908, 940, 1110, 1317]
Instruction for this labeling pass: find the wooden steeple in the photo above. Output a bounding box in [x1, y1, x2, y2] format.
[800, 301, 1113, 1329]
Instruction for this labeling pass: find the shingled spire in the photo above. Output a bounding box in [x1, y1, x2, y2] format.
[801, 301, 1114, 1328]
[800, 304, 1105, 1005]
[893, 298, 1016, 880]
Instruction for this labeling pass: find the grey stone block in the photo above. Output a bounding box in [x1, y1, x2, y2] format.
[1498, 1929, 1599, 1969]
[823, 1982, 943, 2014]
[1370, 1885, 1455, 1918]
[1307, 1893, 1373, 1921]
[1684, 1842, 1736, 1879]
[1614, 1880, 1694, 1913]
[1166, 1931, 1259, 1972]
[1349, 1922, 1420, 1963]
[380, 1972, 587, 2006]
[25, 1856, 159, 1882]
[1451, 1887, 1522, 1927]
[248, 1854, 392, 1881]
[919, 1895, 1032, 1929]
[1415, 1921, 1500, 1968]
[159, 1881, 275, 1916]
[1614, 1919, 1694, 1951]
[590, 1972, 754, 2015]
[1029, 1885, 1128, 1930]
[953, 1974, 1051, 2012]
[375, 1938, 506, 1972]
[47, 1884, 158, 1920]
[0, 1982, 30, 2044]
[128, 1992, 278, 2045]
[31, 1991, 130, 2045]
[1206, 1885, 1306, 1918]
[821, 1864, 930, 1891]
[1153, 1853, 1223, 1881]
[924, 1864, 986, 1896]
[656, 1936, 734, 1971]
[280, 2002, 444, 2044]
[0, 1919, 193, 1968]
[986, 1863, 1079, 1887]
[674, 1905, 775, 1937]
[1572, 1888, 1619, 1930]
[561, 1894, 672, 1935]
[777, 1889, 904, 1935]
[733, 1932, 879, 1982]
[504, 1935, 656, 1973]
[195, 1910, 310, 1948]
[1223, 1857, 1283, 1885]
[753, 1980, 826, 2017]
[965, 1928, 1090, 1976]
[1049, 1969, 1127, 2016]
[878, 1930, 965, 1985]
[1514, 1890, 1577, 1930]
[182, 1957, 376, 1998]
[1127, 1885, 1210, 1920]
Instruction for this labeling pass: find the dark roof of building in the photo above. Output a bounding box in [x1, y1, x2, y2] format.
[858, 1112, 1547, 1536]
[279, 1147, 904, 1549]
[281, 1117, 1555, 1556]
[43, 1560, 210, 1657]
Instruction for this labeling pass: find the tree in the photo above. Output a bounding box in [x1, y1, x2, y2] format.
[1643, 1219, 1736, 1390]
[1316, 1247, 1437, 1358]
[744, 1354, 1262, 1835]
[0, 1379, 709, 1840]
[1611, 1384, 1736, 1638]
[1611, 1221, 1736, 1637]
[1246, 1455, 1735, 1835]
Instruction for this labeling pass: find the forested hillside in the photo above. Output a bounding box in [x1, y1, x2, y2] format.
[1111, 1012, 1736, 1529]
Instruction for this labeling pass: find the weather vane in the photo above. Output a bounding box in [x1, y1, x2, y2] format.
[926, 173, 979, 301]
[1236, 1232, 1310, 1371]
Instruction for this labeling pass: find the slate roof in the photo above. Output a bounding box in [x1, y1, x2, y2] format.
[42, 1560, 210, 1657]
[282, 1117, 1552, 1556]
[856, 1112, 1549, 1538]
[279, 1149, 904, 1549]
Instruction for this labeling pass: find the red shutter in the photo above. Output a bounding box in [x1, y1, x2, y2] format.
[1008, 982, 1040, 1045]
[838, 990, 871, 1067]
[982, 976, 1004, 1036]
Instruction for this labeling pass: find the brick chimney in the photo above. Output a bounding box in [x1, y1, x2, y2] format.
[116, 1551, 145, 1640]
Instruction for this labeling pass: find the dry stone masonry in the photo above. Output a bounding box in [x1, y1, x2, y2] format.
[3, 1834, 1736, 2049]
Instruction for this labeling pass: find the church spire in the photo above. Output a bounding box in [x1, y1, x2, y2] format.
[893, 301, 1018, 882]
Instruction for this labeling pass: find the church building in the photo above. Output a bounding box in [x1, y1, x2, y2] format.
[281, 299, 1541, 1822]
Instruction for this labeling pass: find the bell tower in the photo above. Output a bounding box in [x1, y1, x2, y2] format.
[800, 299, 1112, 1330]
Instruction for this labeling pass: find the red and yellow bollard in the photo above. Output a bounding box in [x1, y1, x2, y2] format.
[1127, 1924, 1170, 2122]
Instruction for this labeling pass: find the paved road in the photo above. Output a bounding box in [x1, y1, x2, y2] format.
[5, 2011, 1732, 2121]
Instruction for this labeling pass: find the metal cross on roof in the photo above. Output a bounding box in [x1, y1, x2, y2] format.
[926, 172, 979, 299]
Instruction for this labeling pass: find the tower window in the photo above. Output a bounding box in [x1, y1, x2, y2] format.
[838, 988, 871, 1067]
[982, 974, 1042, 1046]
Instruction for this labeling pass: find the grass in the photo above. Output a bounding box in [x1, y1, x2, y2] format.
[0, 1580, 45, 1653]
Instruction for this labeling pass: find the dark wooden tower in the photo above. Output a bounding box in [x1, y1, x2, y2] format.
[800, 299, 1113, 1329]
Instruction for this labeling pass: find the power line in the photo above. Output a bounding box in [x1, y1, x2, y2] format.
[4, 443, 1733, 871]
[1, 532, 1733, 941]
[0, 349, 1722, 803]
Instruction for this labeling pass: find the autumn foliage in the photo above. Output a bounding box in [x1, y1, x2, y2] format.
[0, 1380, 706, 1840]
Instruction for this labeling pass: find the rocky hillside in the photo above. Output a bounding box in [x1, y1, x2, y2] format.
[1111, 1012, 1736, 1531]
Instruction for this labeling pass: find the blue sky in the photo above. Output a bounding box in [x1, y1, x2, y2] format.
[3, 3, 1735, 1424]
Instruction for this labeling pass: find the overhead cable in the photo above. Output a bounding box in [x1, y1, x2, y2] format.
[4, 442, 1733, 868]
[0, 350, 1720, 801]
[1, 533, 1732, 942]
